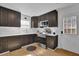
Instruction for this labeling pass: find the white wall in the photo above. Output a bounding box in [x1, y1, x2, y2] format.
[57, 4, 79, 54]
[21, 14, 31, 28]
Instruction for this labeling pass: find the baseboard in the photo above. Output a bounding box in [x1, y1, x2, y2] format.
[57, 48, 79, 55]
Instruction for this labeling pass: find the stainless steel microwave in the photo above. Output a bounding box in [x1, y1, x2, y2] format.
[39, 20, 48, 28]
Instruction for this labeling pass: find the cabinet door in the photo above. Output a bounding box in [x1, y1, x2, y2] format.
[40, 15, 45, 21]
[16, 12, 21, 27]
[31, 17, 38, 28]
[40, 14, 48, 21]
[0, 7, 21, 27]
[7, 10, 21, 27]
[0, 7, 8, 26]
[7, 37, 21, 51]
[46, 36, 58, 49]
[48, 10, 58, 27]
[20, 35, 33, 46]
[0, 38, 8, 53]
[7, 10, 14, 26]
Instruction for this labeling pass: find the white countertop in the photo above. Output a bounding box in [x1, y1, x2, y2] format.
[0, 32, 36, 37]
[0, 27, 59, 37]
[0, 27, 37, 37]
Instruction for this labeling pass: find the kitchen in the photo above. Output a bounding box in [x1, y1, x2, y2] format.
[0, 3, 79, 56]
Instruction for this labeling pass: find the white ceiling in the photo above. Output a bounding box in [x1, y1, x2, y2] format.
[0, 3, 76, 16]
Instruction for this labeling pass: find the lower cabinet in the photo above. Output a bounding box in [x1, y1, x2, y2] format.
[0, 35, 34, 53]
[46, 35, 58, 49]
[34, 35, 46, 45]
[0, 38, 8, 53]
[34, 35, 58, 49]
[7, 37, 21, 51]
[19, 35, 33, 46]
[35, 37, 46, 45]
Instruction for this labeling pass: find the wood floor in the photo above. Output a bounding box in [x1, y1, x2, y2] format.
[0, 43, 79, 56]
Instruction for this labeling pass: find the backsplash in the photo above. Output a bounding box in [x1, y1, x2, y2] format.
[37, 27, 60, 36]
[0, 27, 37, 37]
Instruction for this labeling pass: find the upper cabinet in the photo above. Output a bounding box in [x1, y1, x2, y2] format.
[40, 13, 48, 21]
[31, 10, 58, 28]
[48, 10, 58, 27]
[31, 16, 39, 28]
[0, 6, 21, 27]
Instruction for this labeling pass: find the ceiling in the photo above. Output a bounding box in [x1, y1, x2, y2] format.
[0, 3, 76, 16]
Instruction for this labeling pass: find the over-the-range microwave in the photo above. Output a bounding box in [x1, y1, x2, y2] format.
[39, 20, 48, 28]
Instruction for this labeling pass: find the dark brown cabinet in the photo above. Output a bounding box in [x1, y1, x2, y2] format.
[20, 35, 33, 46]
[34, 36, 46, 45]
[40, 13, 48, 21]
[7, 10, 21, 27]
[48, 10, 58, 27]
[0, 6, 21, 27]
[31, 16, 39, 28]
[0, 35, 33, 53]
[7, 37, 21, 51]
[40, 10, 58, 27]
[31, 10, 58, 28]
[46, 35, 58, 49]
[0, 38, 8, 53]
[0, 7, 8, 26]
[0, 36, 21, 52]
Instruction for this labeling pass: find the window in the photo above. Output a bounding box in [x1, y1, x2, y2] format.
[63, 16, 77, 34]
